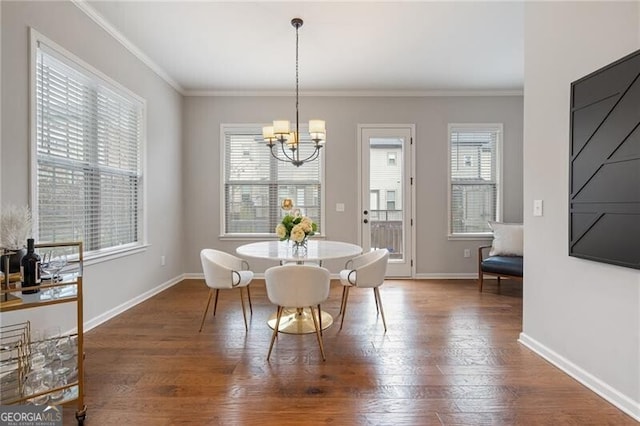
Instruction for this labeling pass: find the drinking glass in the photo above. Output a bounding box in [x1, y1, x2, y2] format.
[43, 326, 62, 363]
[55, 334, 75, 361]
[29, 330, 47, 370]
[41, 250, 68, 297]
[48, 370, 67, 401]
[24, 369, 51, 405]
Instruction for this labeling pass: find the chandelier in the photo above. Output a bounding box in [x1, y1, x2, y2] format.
[262, 18, 326, 167]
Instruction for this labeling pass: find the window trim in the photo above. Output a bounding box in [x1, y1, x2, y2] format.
[219, 123, 326, 239]
[29, 28, 148, 261]
[447, 123, 503, 240]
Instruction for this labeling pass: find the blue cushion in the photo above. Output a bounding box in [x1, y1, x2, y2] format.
[481, 256, 523, 277]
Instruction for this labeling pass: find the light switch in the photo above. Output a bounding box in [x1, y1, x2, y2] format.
[533, 199, 543, 217]
[336, 203, 345, 212]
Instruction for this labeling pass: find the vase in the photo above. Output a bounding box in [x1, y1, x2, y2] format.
[0, 248, 27, 274]
[291, 238, 308, 255]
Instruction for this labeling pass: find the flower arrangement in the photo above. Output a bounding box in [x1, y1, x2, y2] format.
[275, 209, 317, 244]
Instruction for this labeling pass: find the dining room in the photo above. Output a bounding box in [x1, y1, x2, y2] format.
[1, 1, 639, 425]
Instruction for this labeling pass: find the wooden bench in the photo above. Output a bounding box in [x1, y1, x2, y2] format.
[478, 245, 523, 292]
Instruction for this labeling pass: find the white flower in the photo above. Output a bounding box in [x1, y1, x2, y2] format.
[275, 223, 287, 239]
[290, 224, 306, 243]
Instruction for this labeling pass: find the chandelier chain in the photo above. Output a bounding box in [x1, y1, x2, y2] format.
[295, 21, 300, 149]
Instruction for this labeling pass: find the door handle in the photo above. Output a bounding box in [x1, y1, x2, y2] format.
[363, 210, 368, 215]
[363, 219, 369, 224]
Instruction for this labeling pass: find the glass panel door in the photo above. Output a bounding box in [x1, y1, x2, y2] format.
[359, 125, 414, 277]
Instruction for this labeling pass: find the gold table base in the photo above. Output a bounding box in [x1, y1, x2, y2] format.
[267, 308, 333, 334]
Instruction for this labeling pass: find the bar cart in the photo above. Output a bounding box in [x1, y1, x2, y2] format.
[0, 241, 86, 424]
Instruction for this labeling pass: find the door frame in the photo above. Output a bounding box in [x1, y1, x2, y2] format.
[357, 124, 416, 278]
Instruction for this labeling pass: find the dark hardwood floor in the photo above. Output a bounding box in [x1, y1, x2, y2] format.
[65, 278, 636, 425]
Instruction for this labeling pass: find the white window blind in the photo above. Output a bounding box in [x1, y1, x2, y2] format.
[223, 126, 322, 235]
[449, 124, 502, 235]
[34, 40, 144, 255]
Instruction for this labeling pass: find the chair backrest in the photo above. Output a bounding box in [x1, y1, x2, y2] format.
[265, 265, 330, 308]
[350, 248, 389, 288]
[200, 249, 245, 289]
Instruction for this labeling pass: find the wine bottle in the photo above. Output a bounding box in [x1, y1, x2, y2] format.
[21, 238, 41, 294]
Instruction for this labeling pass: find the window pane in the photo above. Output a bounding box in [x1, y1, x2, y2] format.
[225, 184, 271, 233]
[369, 137, 404, 258]
[451, 184, 496, 233]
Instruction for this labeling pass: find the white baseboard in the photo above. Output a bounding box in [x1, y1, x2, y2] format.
[414, 273, 478, 279]
[518, 332, 640, 422]
[83, 274, 184, 333]
[184, 272, 346, 280]
[183, 272, 204, 280]
[190, 272, 481, 280]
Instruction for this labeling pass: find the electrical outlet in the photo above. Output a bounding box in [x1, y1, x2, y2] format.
[464, 249, 471, 258]
[336, 203, 345, 212]
[161, 255, 166, 266]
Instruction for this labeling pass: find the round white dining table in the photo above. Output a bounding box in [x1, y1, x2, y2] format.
[236, 239, 362, 264]
[236, 240, 362, 334]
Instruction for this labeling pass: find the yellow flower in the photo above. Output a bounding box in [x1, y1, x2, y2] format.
[299, 218, 313, 233]
[275, 223, 287, 239]
[290, 224, 306, 243]
[281, 198, 293, 211]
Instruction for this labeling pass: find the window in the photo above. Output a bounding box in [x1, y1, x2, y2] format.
[32, 32, 145, 257]
[222, 125, 323, 235]
[370, 190, 380, 211]
[386, 190, 396, 210]
[448, 124, 502, 237]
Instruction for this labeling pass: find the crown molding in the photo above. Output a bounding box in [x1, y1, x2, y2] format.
[71, 1, 523, 99]
[71, 0, 185, 95]
[184, 89, 524, 97]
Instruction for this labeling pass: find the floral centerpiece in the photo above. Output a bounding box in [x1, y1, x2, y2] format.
[275, 209, 317, 247]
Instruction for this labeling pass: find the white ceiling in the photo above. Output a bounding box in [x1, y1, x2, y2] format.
[85, 1, 524, 95]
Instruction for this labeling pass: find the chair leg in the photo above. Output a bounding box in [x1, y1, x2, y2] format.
[373, 288, 380, 314]
[239, 287, 248, 332]
[310, 306, 326, 361]
[213, 289, 220, 316]
[247, 286, 253, 314]
[199, 289, 214, 332]
[374, 287, 387, 332]
[318, 304, 322, 336]
[339, 287, 351, 330]
[338, 286, 346, 315]
[497, 276, 501, 291]
[478, 272, 484, 292]
[267, 306, 283, 361]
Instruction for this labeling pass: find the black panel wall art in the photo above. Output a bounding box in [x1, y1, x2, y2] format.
[569, 49, 640, 270]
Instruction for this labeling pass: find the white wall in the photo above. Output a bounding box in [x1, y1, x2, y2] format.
[521, 1, 640, 420]
[1, 1, 183, 332]
[182, 95, 523, 275]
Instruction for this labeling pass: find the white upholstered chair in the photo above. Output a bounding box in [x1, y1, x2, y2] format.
[338, 248, 390, 332]
[199, 249, 253, 332]
[264, 265, 331, 361]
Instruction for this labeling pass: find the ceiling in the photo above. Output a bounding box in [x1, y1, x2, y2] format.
[85, 1, 524, 95]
